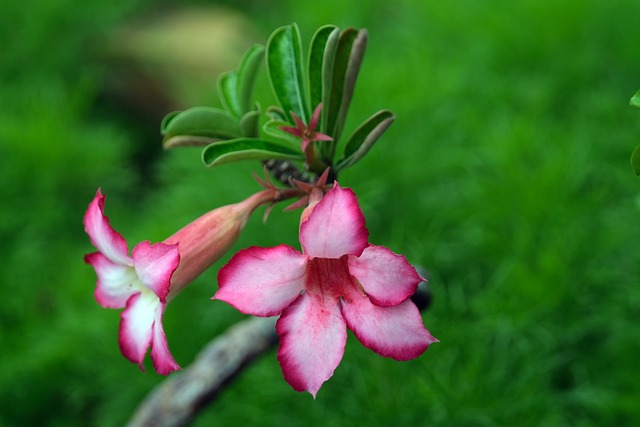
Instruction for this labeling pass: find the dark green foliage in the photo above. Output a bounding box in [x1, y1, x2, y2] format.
[267, 24, 310, 123]
[201, 138, 303, 166]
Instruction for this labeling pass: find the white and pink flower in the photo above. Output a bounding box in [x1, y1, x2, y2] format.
[84, 189, 275, 374]
[214, 183, 437, 396]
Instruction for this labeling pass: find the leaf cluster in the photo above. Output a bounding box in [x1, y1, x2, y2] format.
[160, 23, 395, 181]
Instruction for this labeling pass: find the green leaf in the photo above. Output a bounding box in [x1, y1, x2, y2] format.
[160, 111, 182, 134]
[336, 110, 395, 171]
[163, 135, 218, 150]
[218, 71, 242, 118]
[266, 106, 286, 121]
[238, 44, 265, 114]
[631, 145, 640, 175]
[266, 24, 309, 123]
[202, 138, 304, 167]
[631, 89, 640, 109]
[325, 28, 368, 145]
[218, 45, 265, 118]
[162, 106, 242, 141]
[263, 119, 303, 146]
[308, 25, 339, 112]
[240, 110, 260, 137]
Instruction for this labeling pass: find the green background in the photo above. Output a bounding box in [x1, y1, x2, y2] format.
[2, 0, 640, 425]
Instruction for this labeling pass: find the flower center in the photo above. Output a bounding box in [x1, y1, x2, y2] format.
[303, 128, 314, 140]
[305, 256, 354, 299]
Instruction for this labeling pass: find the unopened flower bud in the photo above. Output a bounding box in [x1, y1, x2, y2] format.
[165, 189, 276, 296]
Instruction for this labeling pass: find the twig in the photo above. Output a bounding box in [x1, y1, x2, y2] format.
[127, 282, 432, 427]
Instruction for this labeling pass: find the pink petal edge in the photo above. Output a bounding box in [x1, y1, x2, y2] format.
[132, 241, 180, 302]
[118, 292, 158, 370]
[84, 189, 132, 266]
[348, 245, 424, 307]
[276, 292, 347, 398]
[300, 183, 369, 259]
[150, 302, 180, 375]
[85, 252, 138, 309]
[340, 290, 437, 361]
[214, 245, 307, 317]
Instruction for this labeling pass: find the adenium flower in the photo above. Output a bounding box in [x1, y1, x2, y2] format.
[281, 103, 333, 152]
[84, 188, 274, 374]
[214, 183, 437, 396]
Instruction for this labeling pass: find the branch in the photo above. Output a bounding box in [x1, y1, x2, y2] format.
[127, 282, 432, 427]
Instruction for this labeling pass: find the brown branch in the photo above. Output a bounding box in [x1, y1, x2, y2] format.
[127, 282, 431, 427]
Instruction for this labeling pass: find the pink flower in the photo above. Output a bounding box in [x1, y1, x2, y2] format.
[84, 189, 274, 374]
[214, 183, 437, 396]
[281, 103, 333, 152]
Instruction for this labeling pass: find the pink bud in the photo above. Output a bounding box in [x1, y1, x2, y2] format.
[164, 189, 275, 296]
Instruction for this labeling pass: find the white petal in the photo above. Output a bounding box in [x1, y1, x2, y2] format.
[118, 291, 158, 368]
[85, 252, 138, 308]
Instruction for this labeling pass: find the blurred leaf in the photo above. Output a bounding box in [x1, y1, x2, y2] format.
[201, 138, 304, 167]
[240, 110, 261, 137]
[631, 89, 640, 109]
[238, 44, 265, 114]
[266, 106, 286, 121]
[266, 24, 309, 123]
[324, 28, 368, 145]
[631, 145, 640, 175]
[163, 135, 218, 150]
[263, 119, 303, 146]
[219, 45, 265, 119]
[160, 111, 182, 134]
[162, 106, 242, 141]
[218, 71, 242, 118]
[308, 25, 339, 112]
[336, 110, 395, 171]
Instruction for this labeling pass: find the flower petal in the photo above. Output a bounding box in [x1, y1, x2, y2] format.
[312, 132, 333, 142]
[132, 241, 180, 302]
[280, 126, 304, 138]
[85, 252, 138, 308]
[214, 245, 307, 317]
[118, 291, 158, 369]
[84, 189, 132, 266]
[348, 245, 424, 307]
[340, 288, 437, 360]
[308, 103, 323, 132]
[290, 111, 306, 130]
[300, 183, 369, 259]
[300, 137, 313, 152]
[150, 302, 180, 375]
[276, 292, 347, 397]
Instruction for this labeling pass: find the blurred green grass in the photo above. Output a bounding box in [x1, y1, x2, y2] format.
[2, 0, 640, 426]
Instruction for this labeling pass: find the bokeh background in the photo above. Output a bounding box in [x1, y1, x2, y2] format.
[2, 0, 640, 425]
